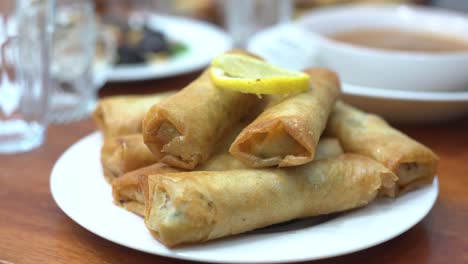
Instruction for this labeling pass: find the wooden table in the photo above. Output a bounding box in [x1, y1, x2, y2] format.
[1, 72, 467, 264]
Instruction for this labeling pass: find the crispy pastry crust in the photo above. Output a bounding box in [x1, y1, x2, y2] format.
[92, 92, 175, 138]
[112, 163, 179, 216]
[229, 69, 340, 168]
[114, 138, 343, 216]
[142, 69, 259, 169]
[141, 154, 396, 247]
[326, 101, 438, 195]
[101, 134, 159, 183]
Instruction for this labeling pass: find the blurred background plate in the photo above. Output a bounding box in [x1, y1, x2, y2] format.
[247, 22, 468, 123]
[107, 14, 232, 82]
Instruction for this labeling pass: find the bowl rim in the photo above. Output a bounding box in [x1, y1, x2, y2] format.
[297, 4, 468, 60]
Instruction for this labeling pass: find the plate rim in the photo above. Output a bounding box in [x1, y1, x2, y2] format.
[50, 131, 439, 263]
[106, 14, 232, 82]
[343, 82, 468, 102]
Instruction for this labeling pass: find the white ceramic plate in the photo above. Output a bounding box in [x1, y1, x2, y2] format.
[50, 132, 438, 263]
[247, 23, 468, 123]
[107, 14, 232, 82]
[342, 83, 468, 123]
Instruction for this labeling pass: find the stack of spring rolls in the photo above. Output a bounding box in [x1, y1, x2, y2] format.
[92, 52, 438, 248]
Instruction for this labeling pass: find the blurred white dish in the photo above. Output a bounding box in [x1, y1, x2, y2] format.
[296, 5, 468, 92]
[93, 59, 111, 89]
[108, 14, 232, 82]
[342, 83, 468, 123]
[50, 132, 438, 263]
[247, 22, 468, 123]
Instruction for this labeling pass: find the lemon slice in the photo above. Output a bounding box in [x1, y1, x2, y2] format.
[210, 54, 310, 95]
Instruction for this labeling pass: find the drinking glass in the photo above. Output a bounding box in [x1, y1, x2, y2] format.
[0, 0, 53, 154]
[49, 0, 105, 123]
[222, 0, 292, 48]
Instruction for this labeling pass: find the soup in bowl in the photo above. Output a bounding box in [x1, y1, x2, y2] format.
[297, 5, 468, 91]
[329, 27, 468, 53]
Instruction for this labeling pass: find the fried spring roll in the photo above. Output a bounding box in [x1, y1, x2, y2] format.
[142, 69, 259, 169]
[141, 154, 397, 247]
[112, 163, 179, 216]
[101, 134, 158, 183]
[314, 137, 343, 160]
[112, 138, 343, 216]
[93, 91, 175, 138]
[229, 69, 340, 168]
[111, 156, 248, 217]
[326, 101, 438, 195]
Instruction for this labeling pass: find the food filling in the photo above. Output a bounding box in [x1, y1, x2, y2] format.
[240, 122, 308, 160]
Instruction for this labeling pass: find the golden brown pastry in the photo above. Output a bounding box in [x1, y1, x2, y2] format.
[229, 69, 340, 168]
[141, 154, 397, 247]
[326, 101, 438, 195]
[112, 163, 179, 216]
[142, 68, 260, 170]
[112, 138, 343, 216]
[101, 134, 159, 183]
[93, 91, 175, 138]
[314, 137, 343, 160]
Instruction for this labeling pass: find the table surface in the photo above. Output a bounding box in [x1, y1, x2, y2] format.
[1, 70, 468, 264]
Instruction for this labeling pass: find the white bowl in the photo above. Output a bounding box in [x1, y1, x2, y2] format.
[247, 20, 468, 123]
[296, 5, 468, 91]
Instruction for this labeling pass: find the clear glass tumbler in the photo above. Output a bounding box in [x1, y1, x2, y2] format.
[0, 0, 54, 154]
[48, 0, 98, 123]
[222, 0, 292, 48]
